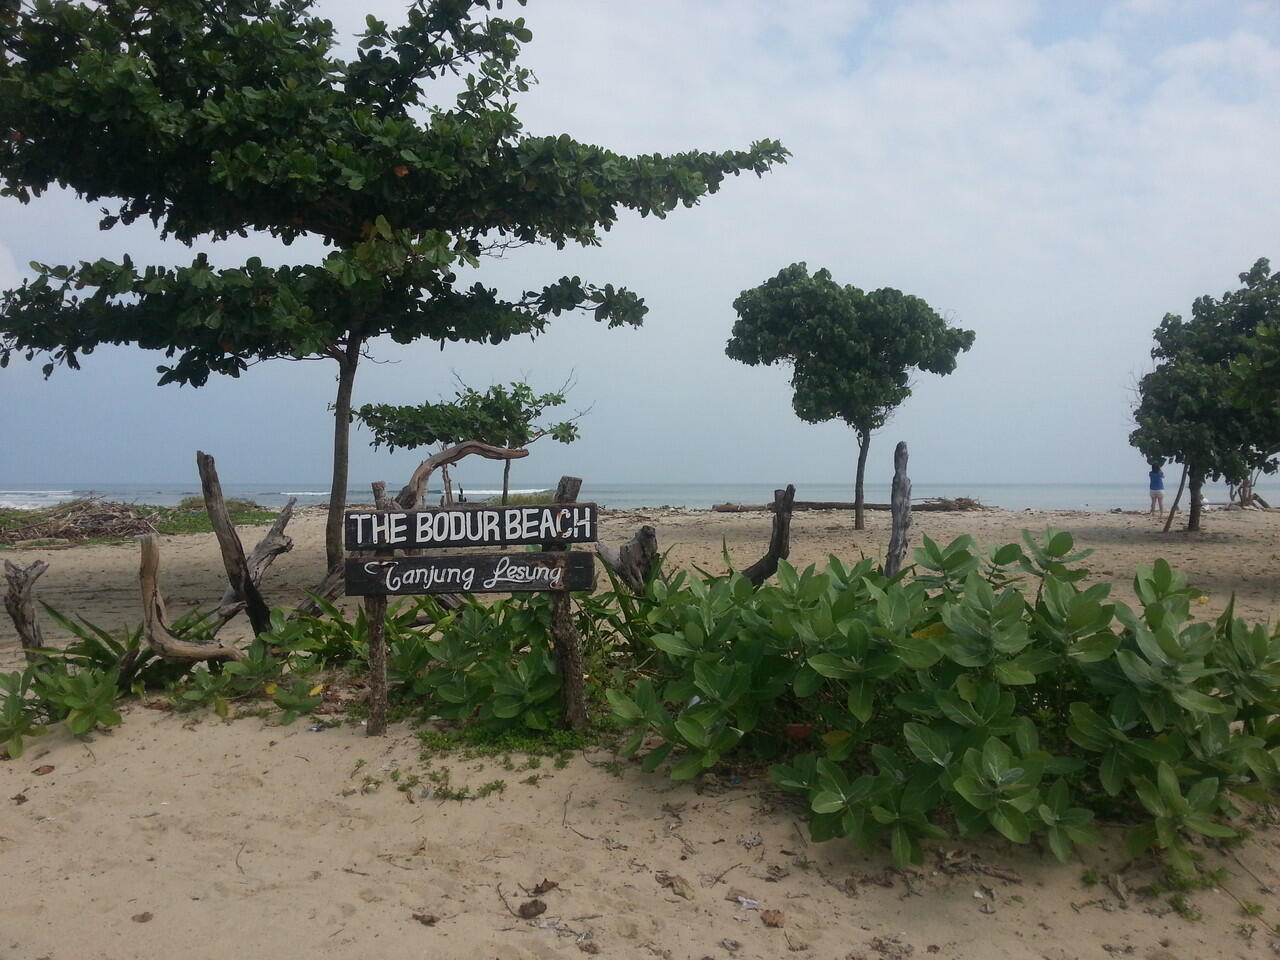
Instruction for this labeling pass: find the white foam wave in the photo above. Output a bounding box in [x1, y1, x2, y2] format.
[280, 491, 331, 496]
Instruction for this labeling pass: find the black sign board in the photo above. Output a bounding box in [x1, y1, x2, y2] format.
[345, 551, 596, 596]
[344, 503, 598, 551]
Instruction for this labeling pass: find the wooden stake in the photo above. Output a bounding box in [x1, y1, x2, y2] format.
[884, 442, 912, 578]
[365, 481, 394, 737]
[1163, 463, 1188, 534]
[547, 476, 587, 732]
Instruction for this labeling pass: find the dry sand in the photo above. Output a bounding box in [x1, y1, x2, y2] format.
[3, 505, 1280, 959]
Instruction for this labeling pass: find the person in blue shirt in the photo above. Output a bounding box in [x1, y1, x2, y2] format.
[1149, 464, 1165, 515]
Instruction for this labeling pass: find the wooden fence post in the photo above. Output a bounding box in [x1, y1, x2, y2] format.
[365, 481, 392, 737]
[547, 476, 588, 732]
[884, 442, 911, 578]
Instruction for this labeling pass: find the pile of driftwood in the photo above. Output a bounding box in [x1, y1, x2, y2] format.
[0, 498, 162, 545]
[712, 495, 987, 513]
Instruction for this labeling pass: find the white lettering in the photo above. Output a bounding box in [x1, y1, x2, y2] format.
[522, 507, 539, 540]
[483, 511, 500, 543]
[505, 509, 521, 541]
[539, 511, 559, 541]
[482, 555, 565, 590]
[574, 507, 592, 539]
[416, 512, 432, 543]
[433, 511, 449, 542]
[388, 514, 407, 545]
[371, 513, 392, 544]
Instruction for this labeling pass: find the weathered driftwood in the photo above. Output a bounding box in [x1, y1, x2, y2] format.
[4, 559, 51, 666]
[712, 497, 984, 513]
[291, 562, 345, 620]
[138, 534, 244, 662]
[547, 476, 587, 732]
[884, 442, 912, 578]
[197, 451, 272, 636]
[209, 495, 297, 630]
[595, 525, 659, 595]
[394, 441, 529, 509]
[742, 485, 797, 587]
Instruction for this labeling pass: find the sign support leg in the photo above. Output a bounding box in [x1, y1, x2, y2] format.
[548, 476, 587, 732]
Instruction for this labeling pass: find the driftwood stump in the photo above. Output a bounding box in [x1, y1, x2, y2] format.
[138, 534, 244, 662]
[595, 525, 659, 595]
[547, 476, 588, 732]
[742, 485, 796, 587]
[4, 559, 51, 666]
[197, 451, 273, 635]
[395, 441, 529, 509]
[884, 442, 911, 578]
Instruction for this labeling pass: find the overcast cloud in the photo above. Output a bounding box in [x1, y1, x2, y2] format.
[2, 0, 1278, 492]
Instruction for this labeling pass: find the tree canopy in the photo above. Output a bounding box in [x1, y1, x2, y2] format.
[0, 0, 788, 565]
[1130, 258, 1280, 530]
[727, 263, 974, 529]
[357, 379, 580, 502]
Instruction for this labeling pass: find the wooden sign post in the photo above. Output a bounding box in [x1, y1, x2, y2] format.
[345, 478, 597, 735]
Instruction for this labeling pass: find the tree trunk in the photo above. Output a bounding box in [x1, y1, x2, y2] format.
[1163, 463, 1188, 533]
[854, 428, 871, 531]
[441, 462, 454, 505]
[502, 459, 512, 505]
[1187, 470, 1204, 532]
[325, 338, 362, 571]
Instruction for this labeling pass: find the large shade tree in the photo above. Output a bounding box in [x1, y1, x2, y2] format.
[1131, 258, 1280, 531]
[727, 263, 974, 530]
[0, 0, 787, 568]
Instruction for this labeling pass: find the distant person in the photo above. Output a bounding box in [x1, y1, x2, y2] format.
[1149, 464, 1165, 515]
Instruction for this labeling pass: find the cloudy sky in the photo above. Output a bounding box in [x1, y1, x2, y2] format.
[2, 0, 1278, 493]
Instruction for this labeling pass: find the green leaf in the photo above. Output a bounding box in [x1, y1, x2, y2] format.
[669, 751, 706, 781]
[903, 723, 952, 767]
[811, 791, 846, 815]
[640, 743, 673, 773]
[989, 804, 1031, 844]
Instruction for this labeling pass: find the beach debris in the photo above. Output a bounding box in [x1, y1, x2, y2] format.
[720, 939, 743, 953]
[766, 864, 791, 882]
[739, 832, 763, 850]
[32, 765, 54, 776]
[761, 909, 786, 927]
[578, 942, 601, 955]
[656, 872, 695, 900]
[411, 912, 440, 926]
[518, 899, 547, 919]
[11, 793, 28, 805]
[131, 912, 154, 923]
[724, 887, 756, 903]
[531, 878, 560, 896]
[867, 934, 915, 958]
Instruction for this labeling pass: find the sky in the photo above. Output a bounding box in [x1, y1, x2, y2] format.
[2, 0, 1279, 493]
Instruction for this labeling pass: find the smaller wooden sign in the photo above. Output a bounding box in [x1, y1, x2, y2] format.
[344, 551, 595, 596]
[345, 503, 598, 551]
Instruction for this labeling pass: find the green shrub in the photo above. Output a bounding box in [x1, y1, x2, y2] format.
[605, 530, 1280, 875]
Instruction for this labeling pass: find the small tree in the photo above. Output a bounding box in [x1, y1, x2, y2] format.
[1131, 258, 1280, 530]
[727, 263, 974, 530]
[0, 0, 787, 569]
[357, 380, 581, 503]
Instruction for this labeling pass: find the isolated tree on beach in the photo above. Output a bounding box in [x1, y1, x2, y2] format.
[1131, 258, 1280, 531]
[0, 0, 787, 569]
[357, 379, 581, 503]
[727, 263, 974, 530]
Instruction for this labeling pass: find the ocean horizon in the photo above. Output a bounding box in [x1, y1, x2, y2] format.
[1, 479, 1272, 514]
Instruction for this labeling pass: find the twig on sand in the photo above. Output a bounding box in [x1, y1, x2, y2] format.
[705, 862, 744, 887]
[496, 883, 523, 919]
[561, 787, 595, 841]
[235, 842, 246, 874]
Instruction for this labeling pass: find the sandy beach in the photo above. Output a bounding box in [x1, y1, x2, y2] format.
[3, 505, 1280, 959]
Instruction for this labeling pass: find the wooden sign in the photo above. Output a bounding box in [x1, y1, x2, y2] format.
[345, 551, 596, 596]
[344, 503, 598, 551]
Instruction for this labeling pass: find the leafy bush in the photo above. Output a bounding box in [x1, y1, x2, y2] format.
[606, 531, 1280, 875]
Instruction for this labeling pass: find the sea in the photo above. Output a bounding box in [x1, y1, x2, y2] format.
[1, 480, 1272, 513]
